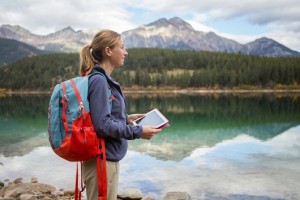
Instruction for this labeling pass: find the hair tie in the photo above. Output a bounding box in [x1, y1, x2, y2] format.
[89, 48, 99, 64]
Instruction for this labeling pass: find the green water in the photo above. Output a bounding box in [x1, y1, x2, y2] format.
[2, 93, 299, 157]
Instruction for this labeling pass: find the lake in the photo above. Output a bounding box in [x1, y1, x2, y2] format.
[0, 93, 300, 200]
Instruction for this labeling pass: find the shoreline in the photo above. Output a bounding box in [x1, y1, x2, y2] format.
[0, 177, 191, 200]
[124, 88, 300, 94]
[1, 177, 293, 200]
[1, 88, 300, 95]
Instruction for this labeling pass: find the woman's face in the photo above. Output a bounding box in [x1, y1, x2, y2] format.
[110, 38, 128, 67]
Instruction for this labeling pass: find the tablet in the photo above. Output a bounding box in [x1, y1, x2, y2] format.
[132, 108, 169, 128]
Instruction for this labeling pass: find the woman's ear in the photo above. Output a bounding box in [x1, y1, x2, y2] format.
[104, 47, 111, 56]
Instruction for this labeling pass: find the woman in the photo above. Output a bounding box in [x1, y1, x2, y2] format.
[79, 29, 162, 200]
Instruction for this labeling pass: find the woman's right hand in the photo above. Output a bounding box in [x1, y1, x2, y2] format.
[141, 126, 162, 140]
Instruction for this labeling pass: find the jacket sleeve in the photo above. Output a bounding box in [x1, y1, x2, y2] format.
[88, 74, 142, 140]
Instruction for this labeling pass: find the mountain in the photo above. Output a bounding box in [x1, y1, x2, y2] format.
[241, 37, 300, 57]
[123, 17, 299, 57]
[0, 25, 93, 52]
[0, 38, 46, 66]
[0, 17, 299, 57]
[122, 17, 242, 53]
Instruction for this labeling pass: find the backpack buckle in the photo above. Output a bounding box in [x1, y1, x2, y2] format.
[78, 102, 84, 111]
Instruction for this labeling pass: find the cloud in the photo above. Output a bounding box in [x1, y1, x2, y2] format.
[126, 0, 300, 50]
[0, 0, 137, 34]
[0, 0, 299, 51]
[145, 0, 300, 28]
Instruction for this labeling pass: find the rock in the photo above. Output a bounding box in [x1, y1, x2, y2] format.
[163, 192, 192, 200]
[2, 186, 27, 198]
[118, 188, 143, 199]
[53, 191, 64, 197]
[0, 182, 4, 190]
[0, 186, 5, 197]
[141, 195, 155, 200]
[33, 191, 44, 199]
[0, 183, 56, 198]
[41, 190, 52, 195]
[63, 190, 75, 196]
[0, 197, 16, 200]
[19, 194, 36, 200]
[30, 178, 38, 184]
[13, 178, 22, 184]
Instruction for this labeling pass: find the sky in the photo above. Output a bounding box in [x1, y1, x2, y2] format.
[0, 0, 300, 52]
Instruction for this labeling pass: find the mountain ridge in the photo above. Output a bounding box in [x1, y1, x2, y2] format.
[0, 38, 46, 66]
[0, 17, 299, 57]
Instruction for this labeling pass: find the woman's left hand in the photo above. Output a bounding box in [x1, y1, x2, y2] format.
[127, 113, 145, 124]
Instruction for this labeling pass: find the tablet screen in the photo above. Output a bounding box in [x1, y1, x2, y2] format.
[134, 109, 168, 128]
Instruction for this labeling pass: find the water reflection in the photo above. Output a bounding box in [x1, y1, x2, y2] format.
[0, 126, 299, 199]
[120, 125, 300, 200]
[0, 95, 48, 146]
[128, 122, 297, 161]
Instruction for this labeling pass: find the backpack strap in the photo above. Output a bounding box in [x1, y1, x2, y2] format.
[70, 79, 88, 123]
[70, 79, 87, 112]
[75, 163, 81, 200]
[61, 82, 69, 136]
[97, 138, 107, 200]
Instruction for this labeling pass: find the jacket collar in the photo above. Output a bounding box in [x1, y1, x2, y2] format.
[92, 65, 122, 88]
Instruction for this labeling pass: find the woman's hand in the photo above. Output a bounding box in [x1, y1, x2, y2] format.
[128, 113, 162, 140]
[141, 126, 162, 140]
[127, 113, 145, 124]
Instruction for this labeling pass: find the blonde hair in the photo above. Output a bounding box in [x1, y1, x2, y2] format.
[79, 29, 121, 75]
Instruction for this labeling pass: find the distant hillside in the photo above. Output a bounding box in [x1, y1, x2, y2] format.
[241, 37, 300, 57]
[0, 49, 299, 91]
[0, 38, 48, 67]
[0, 25, 93, 52]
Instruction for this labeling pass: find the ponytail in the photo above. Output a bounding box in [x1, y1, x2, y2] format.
[79, 45, 94, 76]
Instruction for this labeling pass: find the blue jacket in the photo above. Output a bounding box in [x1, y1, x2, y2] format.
[88, 65, 142, 161]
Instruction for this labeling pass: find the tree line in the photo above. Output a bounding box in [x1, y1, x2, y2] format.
[0, 48, 299, 90]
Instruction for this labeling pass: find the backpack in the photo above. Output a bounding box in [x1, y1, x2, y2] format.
[48, 72, 110, 200]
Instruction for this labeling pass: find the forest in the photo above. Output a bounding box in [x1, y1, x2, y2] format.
[0, 48, 299, 91]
